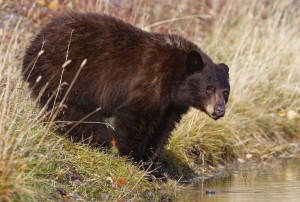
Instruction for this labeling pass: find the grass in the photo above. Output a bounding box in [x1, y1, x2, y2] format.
[1, 0, 300, 201]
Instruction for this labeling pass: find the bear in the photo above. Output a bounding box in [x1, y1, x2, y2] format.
[22, 13, 230, 172]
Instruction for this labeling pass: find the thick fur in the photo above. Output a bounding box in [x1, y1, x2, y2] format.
[22, 13, 230, 166]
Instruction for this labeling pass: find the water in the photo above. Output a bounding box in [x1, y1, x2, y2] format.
[175, 159, 300, 202]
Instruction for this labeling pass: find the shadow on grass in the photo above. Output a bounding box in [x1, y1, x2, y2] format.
[158, 149, 196, 181]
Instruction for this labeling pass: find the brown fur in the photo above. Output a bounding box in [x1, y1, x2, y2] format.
[22, 13, 230, 170]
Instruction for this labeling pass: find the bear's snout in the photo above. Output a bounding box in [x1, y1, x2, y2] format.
[213, 104, 225, 119]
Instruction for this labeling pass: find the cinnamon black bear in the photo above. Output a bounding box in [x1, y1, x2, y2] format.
[22, 13, 230, 167]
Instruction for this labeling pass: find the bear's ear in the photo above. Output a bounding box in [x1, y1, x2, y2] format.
[186, 50, 204, 74]
[219, 63, 229, 76]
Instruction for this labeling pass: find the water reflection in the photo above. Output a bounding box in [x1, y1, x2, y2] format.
[175, 159, 300, 202]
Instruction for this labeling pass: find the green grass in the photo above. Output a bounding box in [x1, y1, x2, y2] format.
[1, 0, 300, 201]
[19, 136, 164, 201]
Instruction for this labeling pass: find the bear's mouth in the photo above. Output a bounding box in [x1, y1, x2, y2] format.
[204, 109, 225, 120]
[207, 113, 222, 120]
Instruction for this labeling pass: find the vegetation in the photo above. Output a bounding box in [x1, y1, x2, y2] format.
[0, 0, 299, 201]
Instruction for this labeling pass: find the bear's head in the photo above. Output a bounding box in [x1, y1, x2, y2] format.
[175, 50, 230, 120]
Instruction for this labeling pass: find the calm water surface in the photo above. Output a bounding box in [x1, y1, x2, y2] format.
[175, 159, 300, 202]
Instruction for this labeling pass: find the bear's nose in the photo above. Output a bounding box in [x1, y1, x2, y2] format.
[214, 104, 225, 117]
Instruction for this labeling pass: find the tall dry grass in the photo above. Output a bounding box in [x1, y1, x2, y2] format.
[208, 0, 300, 153]
[0, 0, 299, 201]
[0, 16, 67, 201]
[0, 17, 38, 200]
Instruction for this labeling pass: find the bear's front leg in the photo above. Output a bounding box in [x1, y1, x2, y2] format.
[144, 106, 188, 165]
[137, 106, 187, 181]
[114, 109, 148, 163]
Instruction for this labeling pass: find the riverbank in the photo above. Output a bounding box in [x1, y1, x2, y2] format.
[0, 0, 299, 201]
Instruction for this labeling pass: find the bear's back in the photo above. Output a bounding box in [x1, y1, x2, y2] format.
[22, 13, 204, 114]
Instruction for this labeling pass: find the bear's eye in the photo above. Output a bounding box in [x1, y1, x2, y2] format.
[206, 86, 215, 94]
[223, 91, 229, 97]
